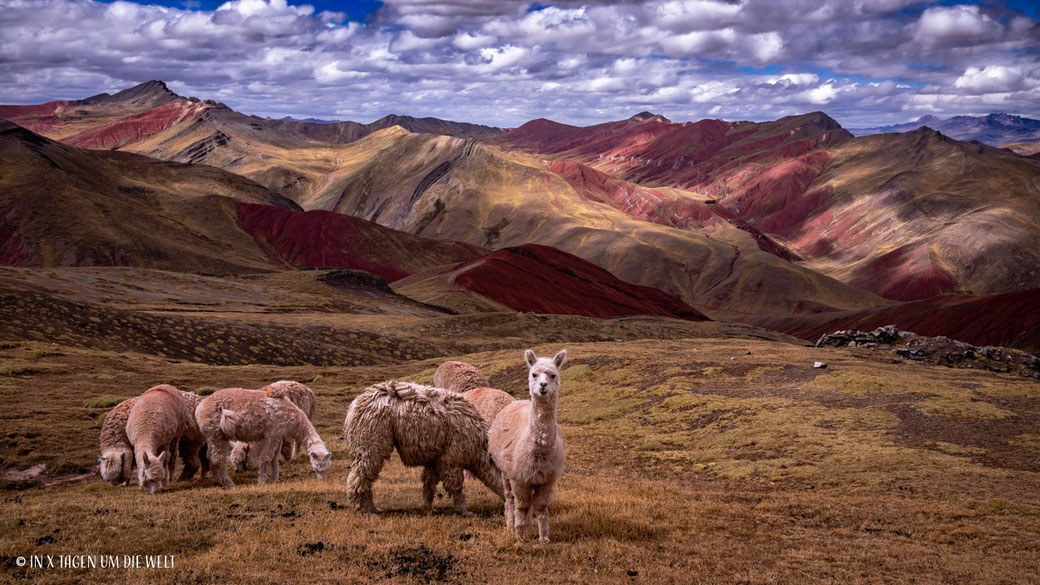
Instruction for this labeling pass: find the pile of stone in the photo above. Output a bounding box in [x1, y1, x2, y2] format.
[816, 325, 1040, 379]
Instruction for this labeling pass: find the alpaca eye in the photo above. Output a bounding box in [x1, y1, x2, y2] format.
[550, 374, 555, 379]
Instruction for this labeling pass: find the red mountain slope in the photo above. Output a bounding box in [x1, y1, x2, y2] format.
[395, 243, 709, 321]
[750, 287, 1040, 354]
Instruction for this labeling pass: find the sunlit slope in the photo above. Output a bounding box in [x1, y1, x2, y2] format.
[319, 127, 885, 316]
[795, 129, 1040, 300]
[0, 120, 298, 272]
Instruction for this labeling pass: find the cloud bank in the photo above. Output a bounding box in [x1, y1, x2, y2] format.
[0, 0, 1037, 127]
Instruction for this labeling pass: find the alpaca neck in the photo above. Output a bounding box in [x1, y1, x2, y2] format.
[290, 413, 322, 454]
[528, 396, 558, 449]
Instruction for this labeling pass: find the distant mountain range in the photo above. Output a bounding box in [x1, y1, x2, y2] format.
[849, 113, 1040, 146]
[2, 81, 1040, 350]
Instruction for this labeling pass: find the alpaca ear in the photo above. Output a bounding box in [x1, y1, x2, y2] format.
[143, 452, 151, 464]
[553, 349, 568, 369]
[158, 451, 169, 464]
[525, 349, 538, 367]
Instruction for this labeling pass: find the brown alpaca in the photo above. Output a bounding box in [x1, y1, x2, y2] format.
[230, 381, 316, 471]
[196, 388, 330, 487]
[125, 385, 197, 494]
[489, 349, 567, 542]
[433, 361, 489, 393]
[174, 390, 209, 481]
[343, 381, 503, 514]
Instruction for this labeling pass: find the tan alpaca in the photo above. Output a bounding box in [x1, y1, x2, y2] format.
[125, 385, 196, 494]
[229, 381, 316, 471]
[99, 397, 137, 485]
[343, 381, 503, 514]
[433, 361, 489, 393]
[489, 349, 568, 542]
[196, 388, 331, 487]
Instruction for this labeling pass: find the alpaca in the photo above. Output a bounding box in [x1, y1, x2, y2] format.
[196, 388, 331, 487]
[99, 397, 138, 485]
[229, 380, 316, 471]
[125, 385, 196, 494]
[489, 349, 568, 542]
[433, 361, 489, 393]
[343, 381, 503, 514]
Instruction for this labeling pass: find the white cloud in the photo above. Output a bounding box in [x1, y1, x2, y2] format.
[915, 5, 1003, 46]
[0, 0, 1036, 128]
[953, 65, 1025, 94]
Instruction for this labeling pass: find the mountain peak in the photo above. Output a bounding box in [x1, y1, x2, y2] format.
[630, 111, 671, 123]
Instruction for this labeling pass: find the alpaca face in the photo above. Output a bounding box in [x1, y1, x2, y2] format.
[525, 349, 567, 400]
[140, 451, 168, 494]
[229, 441, 250, 472]
[309, 447, 332, 480]
[99, 449, 129, 484]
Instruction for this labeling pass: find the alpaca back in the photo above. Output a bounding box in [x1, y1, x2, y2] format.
[261, 381, 316, 419]
[345, 381, 489, 468]
[463, 387, 515, 426]
[433, 361, 489, 393]
[126, 386, 186, 451]
[197, 388, 272, 443]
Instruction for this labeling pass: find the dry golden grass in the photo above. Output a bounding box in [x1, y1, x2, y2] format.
[1, 334, 1038, 584]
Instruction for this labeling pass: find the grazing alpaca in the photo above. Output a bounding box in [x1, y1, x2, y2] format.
[433, 361, 489, 393]
[196, 388, 330, 487]
[126, 385, 195, 494]
[343, 381, 503, 514]
[489, 349, 568, 542]
[99, 397, 138, 485]
[230, 381, 316, 471]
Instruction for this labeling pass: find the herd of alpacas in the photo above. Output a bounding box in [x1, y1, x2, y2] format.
[98, 349, 568, 542]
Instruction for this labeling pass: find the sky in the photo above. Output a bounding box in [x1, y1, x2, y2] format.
[0, 0, 1038, 128]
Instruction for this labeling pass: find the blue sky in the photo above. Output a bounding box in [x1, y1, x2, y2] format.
[1, 0, 1038, 127]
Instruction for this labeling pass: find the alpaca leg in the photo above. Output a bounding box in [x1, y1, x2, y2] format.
[421, 465, 438, 513]
[207, 437, 234, 488]
[199, 444, 210, 479]
[532, 484, 555, 543]
[164, 440, 177, 488]
[440, 466, 470, 517]
[503, 479, 516, 530]
[512, 483, 534, 537]
[177, 439, 202, 481]
[120, 450, 134, 486]
[280, 439, 296, 462]
[255, 438, 282, 484]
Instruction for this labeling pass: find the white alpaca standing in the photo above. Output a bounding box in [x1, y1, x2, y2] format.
[343, 381, 503, 514]
[489, 349, 568, 542]
[196, 387, 330, 487]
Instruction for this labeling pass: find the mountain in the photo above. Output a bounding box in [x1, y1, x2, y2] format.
[0, 120, 485, 278]
[849, 113, 1040, 146]
[498, 113, 1040, 302]
[0, 80, 502, 151]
